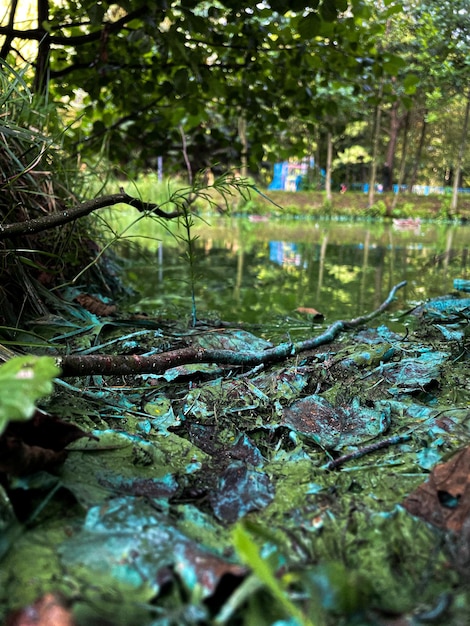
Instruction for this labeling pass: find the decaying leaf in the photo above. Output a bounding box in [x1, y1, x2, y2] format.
[0, 411, 92, 475]
[295, 306, 324, 319]
[5, 593, 74, 626]
[403, 446, 470, 532]
[74, 293, 116, 316]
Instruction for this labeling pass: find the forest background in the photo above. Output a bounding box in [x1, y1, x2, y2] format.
[1, 2, 470, 625]
[1, 0, 469, 216]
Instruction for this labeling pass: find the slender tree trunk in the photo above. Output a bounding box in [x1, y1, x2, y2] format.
[314, 128, 321, 189]
[33, 0, 50, 94]
[391, 111, 410, 212]
[368, 94, 383, 208]
[383, 100, 402, 191]
[0, 0, 20, 59]
[325, 131, 333, 202]
[238, 116, 248, 178]
[408, 108, 427, 191]
[316, 233, 328, 300]
[450, 92, 470, 215]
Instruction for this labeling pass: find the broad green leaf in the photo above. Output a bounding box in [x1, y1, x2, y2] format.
[403, 73, 420, 94]
[383, 55, 407, 74]
[0, 356, 59, 435]
[297, 13, 322, 39]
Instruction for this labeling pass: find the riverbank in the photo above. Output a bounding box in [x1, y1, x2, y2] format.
[94, 173, 470, 221]
[237, 188, 470, 220]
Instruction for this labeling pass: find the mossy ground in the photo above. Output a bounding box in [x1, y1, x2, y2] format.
[2, 290, 470, 625]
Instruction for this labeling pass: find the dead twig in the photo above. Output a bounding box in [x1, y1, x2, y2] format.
[322, 433, 412, 471]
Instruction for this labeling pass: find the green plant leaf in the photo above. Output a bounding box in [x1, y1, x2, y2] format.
[232, 523, 317, 626]
[298, 13, 322, 38]
[0, 356, 60, 435]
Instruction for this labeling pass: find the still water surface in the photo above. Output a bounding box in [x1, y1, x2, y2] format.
[116, 215, 469, 335]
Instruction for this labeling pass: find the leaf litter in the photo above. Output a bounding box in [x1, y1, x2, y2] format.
[1, 286, 470, 624]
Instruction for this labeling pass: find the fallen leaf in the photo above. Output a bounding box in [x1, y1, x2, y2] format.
[0, 410, 93, 475]
[5, 593, 75, 626]
[403, 446, 470, 532]
[295, 306, 324, 319]
[74, 293, 116, 316]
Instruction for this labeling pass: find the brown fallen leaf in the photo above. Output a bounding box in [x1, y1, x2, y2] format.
[0, 437, 67, 475]
[0, 410, 94, 475]
[5, 592, 75, 626]
[295, 306, 324, 319]
[74, 293, 116, 316]
[403, 446, 470, 533]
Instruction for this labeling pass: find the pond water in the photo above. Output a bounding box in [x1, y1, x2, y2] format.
[114, 214, 470, 338]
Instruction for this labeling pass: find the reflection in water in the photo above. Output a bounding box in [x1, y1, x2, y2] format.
[118, 217, 470, 328]
[269, 242, 303, 267]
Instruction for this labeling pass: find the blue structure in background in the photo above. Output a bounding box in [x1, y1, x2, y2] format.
[268, 163, 288, 190]
[269, 161, 469, 195]
[269, 241, 302, 267]
[268, 158, 316, 191]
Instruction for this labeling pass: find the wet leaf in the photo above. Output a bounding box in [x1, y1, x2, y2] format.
[210, 462, 275, 523]
[59, 496, 245, 599]
[382, 352, 447, 395]
[60, 429, 207, 507]
[192, 329, 272, 352]
[282, 396, 390, 450]
[403, 446, 470, 533]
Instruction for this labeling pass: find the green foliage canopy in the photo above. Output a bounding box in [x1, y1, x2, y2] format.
[0, 0, 405, 172]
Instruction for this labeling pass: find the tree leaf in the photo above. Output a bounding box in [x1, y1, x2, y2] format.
[298, 13, 322, 38]
[0, 356, 59, 435]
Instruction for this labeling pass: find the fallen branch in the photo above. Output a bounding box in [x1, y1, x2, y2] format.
[322, 433, 412, 471]
[0, 192, 182, 239]
[56, 281, 407, 377]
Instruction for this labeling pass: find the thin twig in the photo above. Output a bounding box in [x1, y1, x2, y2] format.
[322, 433, 412, 471]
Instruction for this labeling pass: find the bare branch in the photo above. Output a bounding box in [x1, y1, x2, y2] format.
[56, 282, 407, 377]
[0, 192, 182, 240]
[322, 433, 412, 470]
[0, 6, 149, 46]
[0, 0, 20, 59]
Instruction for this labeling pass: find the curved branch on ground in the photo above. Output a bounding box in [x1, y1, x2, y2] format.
[56, 282, 407, 377]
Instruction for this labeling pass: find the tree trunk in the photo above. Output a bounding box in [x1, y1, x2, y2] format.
[383, 99, 402, 191]
[368, 97, 382, 208]
[314, 128, 321, 189]
[450, 92, 470, 215]
[408, 107, 427, 191]
[391, 111, 410, 212]
[33, 0, 50, 94]
[238, 116, 248, 178]
[325, 131, 333, 202]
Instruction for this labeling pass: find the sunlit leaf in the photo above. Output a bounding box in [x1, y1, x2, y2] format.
[0, 356, 59, 435]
